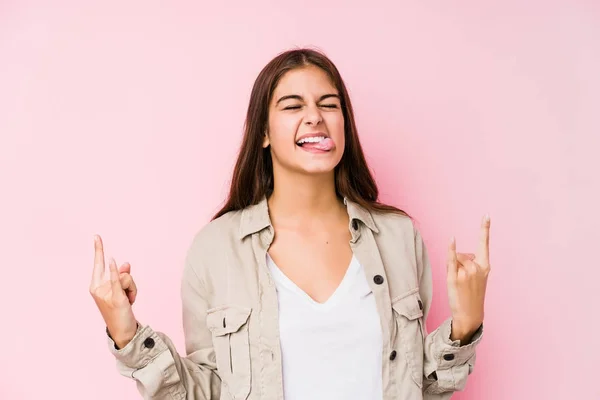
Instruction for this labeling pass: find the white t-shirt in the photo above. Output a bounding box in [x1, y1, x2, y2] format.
[266, 253, 383, 400]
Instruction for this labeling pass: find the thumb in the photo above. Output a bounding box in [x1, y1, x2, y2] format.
[119, 262, 131, 274]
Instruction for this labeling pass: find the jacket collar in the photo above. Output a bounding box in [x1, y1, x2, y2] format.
[239, 195, 379, 239]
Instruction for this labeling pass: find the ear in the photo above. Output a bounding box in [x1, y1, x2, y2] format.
[262, 131, 270, 148]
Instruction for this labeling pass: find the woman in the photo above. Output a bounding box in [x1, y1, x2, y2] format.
[90, 48, 490, 400]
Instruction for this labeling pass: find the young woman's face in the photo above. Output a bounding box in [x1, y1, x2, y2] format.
[264, 65, 345, 176]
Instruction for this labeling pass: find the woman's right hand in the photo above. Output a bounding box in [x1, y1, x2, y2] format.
[89, 235, 139, 349]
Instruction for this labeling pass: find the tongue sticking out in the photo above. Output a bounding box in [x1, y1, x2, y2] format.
[302, 138, 334, 151]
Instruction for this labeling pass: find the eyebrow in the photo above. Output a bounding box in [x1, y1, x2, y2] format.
[275, 93, 341, 105]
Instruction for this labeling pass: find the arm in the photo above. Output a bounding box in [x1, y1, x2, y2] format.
[415, 228, 484, 398]
[107, 261, 220, 400]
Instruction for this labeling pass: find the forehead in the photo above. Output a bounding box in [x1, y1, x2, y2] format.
[273, 65, 337, 97]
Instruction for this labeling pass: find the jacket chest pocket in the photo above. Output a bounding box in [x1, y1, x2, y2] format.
[207, 305, 252, 400]
[391, 290, 425, 388]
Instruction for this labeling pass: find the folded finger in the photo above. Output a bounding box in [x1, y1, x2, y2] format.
[119, 272, 132, 290]
[120, 273, 137, 304]
[457, 253, 476, 263]
[109, 258, 123, 295]
[119, 262, 131, 274]
[460, 258, 479, 275]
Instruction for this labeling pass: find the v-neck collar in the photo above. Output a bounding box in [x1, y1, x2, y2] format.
[266, 254, 359, 311]
[239, 196, 379, 240]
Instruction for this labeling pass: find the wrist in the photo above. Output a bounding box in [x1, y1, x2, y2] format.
[107, 322, 139, 350]
[114, 336, 134, 350]
[450, 319, 481, 343]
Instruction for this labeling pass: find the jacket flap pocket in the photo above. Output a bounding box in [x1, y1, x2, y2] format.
[206, 305, 252, 336]
[392, 290, 424, 320]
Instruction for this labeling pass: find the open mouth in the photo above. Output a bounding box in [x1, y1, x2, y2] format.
[296, 136, 334, 152]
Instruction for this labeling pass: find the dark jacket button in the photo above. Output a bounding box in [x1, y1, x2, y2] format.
[443, 353, 455, 361]
[143, 337, 155, 349]
[373, 275, 384, 285]
[418, 300, 423, 310]
[389, 350, 397, 360]
[351, 220, 359, 230]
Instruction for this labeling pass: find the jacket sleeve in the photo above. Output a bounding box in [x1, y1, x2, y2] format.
[106, 258, 220, 400]
[415, 228, 484, 398]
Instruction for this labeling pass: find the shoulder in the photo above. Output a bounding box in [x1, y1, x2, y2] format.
[370, 210, 429, 277]
[184, 208, 244, 267]
[371, 210, 417, 239]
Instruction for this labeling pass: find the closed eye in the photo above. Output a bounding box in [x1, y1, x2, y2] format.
[284, 104, 338, 110]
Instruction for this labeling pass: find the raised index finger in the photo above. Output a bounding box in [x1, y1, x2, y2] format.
[447, 236, 458, 279]
[92, 235, 105, 286]
[476, 214, 491, 264]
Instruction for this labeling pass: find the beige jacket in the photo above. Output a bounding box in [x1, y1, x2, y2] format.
[107, 197, 483, 400]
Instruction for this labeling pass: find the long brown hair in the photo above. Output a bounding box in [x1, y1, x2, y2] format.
[212, 48, 409, 220]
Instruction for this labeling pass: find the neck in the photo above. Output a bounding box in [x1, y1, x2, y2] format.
[267, 171, 345, 226]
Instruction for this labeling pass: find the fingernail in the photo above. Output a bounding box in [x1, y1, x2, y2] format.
[484, 214, 490, 221]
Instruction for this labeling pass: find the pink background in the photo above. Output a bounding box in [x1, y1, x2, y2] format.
[1, 1, 598, 399]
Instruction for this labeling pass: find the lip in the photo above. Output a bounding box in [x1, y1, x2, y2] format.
[295, 132, 330, 144]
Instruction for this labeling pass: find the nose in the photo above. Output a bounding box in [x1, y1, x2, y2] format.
[303, 104, 323, 126]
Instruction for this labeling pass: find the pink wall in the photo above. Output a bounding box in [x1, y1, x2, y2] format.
[1, 1, 598, 399]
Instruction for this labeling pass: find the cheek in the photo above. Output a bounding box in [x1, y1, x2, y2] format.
[268, 115, 301, 151]
[326, 114, 345, 143]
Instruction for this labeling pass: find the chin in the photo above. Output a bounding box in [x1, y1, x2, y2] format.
[302, 168, 335, 176]
[275, 152, 342, 176]
[298, 161, 339, 175]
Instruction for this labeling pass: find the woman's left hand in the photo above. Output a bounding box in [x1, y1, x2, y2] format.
[446, 215, 491, 343]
